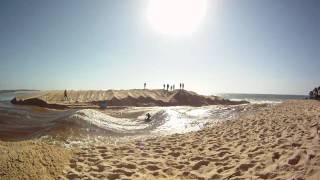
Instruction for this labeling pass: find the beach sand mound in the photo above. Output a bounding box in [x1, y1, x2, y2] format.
[59, 100, 320, 179]
[0, 141, 71, 180]
[11, 89, 248, 108]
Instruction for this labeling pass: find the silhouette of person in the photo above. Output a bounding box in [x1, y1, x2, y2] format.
[145, 113, 151, 121]
[182, 83, 184, 90]
[167, 84, 169, 91]
[64, 90, 68, 101]
[163, 84, 165, 90]
[180, 83, 182, 90]
[144, 83, 146, 89]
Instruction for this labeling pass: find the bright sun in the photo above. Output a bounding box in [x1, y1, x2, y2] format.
[147, 0, 207, 36]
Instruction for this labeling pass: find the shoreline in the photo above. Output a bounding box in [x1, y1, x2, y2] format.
[1, 100, 319, 179]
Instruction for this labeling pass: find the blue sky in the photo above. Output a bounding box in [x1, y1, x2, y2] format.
[0, 0, 319, 95]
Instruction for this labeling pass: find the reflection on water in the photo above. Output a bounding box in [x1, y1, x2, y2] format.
[0, 91, 269, 146]
[0, 101, 266, 146]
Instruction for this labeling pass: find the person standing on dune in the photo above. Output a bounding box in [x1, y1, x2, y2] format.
[144, 83, 146, 89]
[64, 90, 68, 101]
[163, 84, 165, 90]
[167, 84, 169, 91]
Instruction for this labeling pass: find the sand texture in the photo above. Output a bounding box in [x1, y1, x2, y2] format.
[11, 89, 248, 108]
[0, 141, 71, 180]
[57, 100, 320, 179]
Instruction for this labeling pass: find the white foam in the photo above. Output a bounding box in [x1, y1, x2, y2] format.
[230, 98, 282, 104]
[67, 109, 149, 133]
[152, 107, 212, 135]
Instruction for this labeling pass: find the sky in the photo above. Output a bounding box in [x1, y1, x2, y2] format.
[0, 0, 319, 95]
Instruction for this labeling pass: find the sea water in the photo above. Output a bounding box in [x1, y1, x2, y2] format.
[0, 91, 306, 146]
[218, 93, 307, 104]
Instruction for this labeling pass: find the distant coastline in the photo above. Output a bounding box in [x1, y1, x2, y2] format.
[217, 93, 307, 104]
[0, 89, 39, 93]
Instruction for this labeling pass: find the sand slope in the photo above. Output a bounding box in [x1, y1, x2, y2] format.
[11, 89, 248, 108]
[59, 100, 320, 179]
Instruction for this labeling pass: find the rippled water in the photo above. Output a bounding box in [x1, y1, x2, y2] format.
[0, 91, 268, 146]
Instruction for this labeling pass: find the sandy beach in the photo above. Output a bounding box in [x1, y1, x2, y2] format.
[0, 140, 71, 180]
[2, 100, 319, 179]
[1, 0, 318, 179]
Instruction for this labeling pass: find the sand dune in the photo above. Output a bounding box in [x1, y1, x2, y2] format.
[57, 100, 320, 179]
[11, 89, 248, 108]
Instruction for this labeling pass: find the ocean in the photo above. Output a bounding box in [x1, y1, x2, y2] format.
[0, 91, 307, 146]
[218, 93, 307, 104]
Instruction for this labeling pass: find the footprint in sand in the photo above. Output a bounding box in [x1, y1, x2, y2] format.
[145, 165, 161, 171]
[217, 165, 234, 173]
[113, 169, 135, 177]
[236, 163, 255, 172]
[168, 152, 180, 157]
[116, 163, 137, 170]
[192, 160, 210, 170]
[106, 173, 120, 180]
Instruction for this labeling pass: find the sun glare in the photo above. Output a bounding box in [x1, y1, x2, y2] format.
[147, 0, 207, 36]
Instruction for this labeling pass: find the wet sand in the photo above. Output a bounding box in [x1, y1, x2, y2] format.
[1, 100, 320, 179]
[57, 100, 320, 179]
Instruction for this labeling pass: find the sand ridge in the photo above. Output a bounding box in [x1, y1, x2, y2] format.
[11, 89, 248, 108]
[58, 100, 320, 179]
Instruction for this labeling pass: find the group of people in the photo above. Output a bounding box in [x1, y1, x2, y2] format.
[143, 83, 186, 91]
[163, 83, 185, 91]
[309, 86, 320, 99]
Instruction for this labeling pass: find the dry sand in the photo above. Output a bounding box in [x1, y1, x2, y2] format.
[1, 100, 320, 179]
[56, 100, 320, 179]
[0, 141, 71, 180]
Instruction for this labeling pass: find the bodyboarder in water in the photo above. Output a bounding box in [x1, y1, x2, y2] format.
[145, 113, 152, 121]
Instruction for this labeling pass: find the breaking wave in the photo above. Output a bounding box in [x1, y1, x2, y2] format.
[0, 101, 260, 144]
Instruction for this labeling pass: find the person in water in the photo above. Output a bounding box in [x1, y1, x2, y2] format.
[145, 113, 151, 121]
